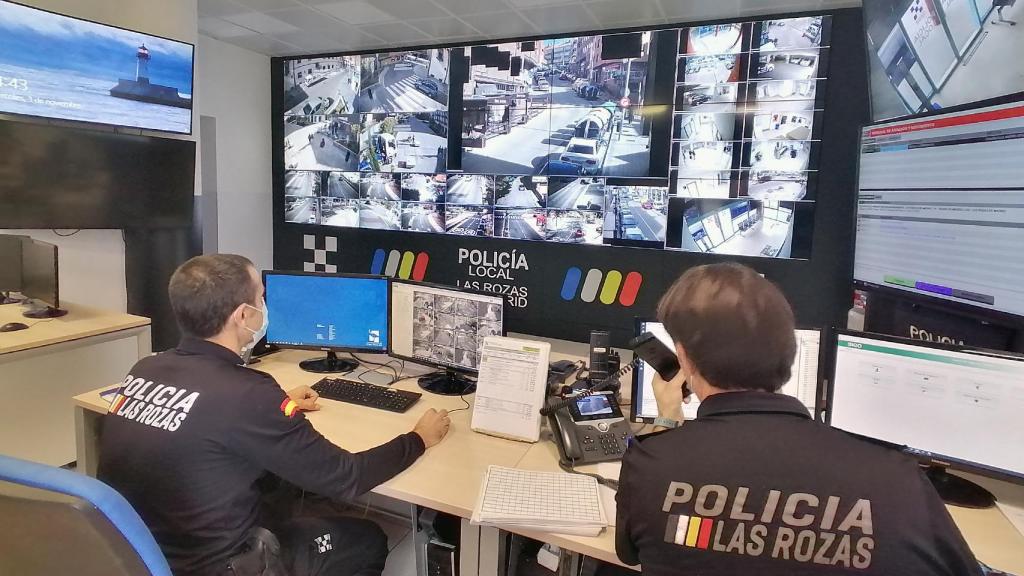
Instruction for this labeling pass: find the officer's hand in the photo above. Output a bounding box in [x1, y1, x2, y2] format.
[413, 408, 450, 449]
[287, 385, 320, 412]
[652, 371, 688, 423]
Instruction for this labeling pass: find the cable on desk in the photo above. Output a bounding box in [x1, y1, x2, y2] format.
[447, 394, 471, 414]
[559, 459, 619, 491]
[350, 353, 404, 385]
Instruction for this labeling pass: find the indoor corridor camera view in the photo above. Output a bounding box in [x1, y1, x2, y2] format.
[864, 0, 1024, 119]
[678, 198, 797, 258]
[460, 33, 654, 177]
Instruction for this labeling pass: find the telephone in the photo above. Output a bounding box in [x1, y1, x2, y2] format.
[548, 391, 634, 466]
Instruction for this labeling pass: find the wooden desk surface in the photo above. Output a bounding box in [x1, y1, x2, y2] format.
[73, 348, 1024, 573]
[0, 302, 149, 356]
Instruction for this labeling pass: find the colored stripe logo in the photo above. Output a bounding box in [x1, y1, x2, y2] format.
[108, 394, 127, 414]
[560, 267, 643, 307]
[370, 249, 429, 281]
[665, 514, 713, 549]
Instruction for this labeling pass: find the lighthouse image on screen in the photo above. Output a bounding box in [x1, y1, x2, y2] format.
[0, 1, 194, 134]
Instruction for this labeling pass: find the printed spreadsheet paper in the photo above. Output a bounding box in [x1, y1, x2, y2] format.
[471, 465, 608, 536]
[471, 337, 550, 442]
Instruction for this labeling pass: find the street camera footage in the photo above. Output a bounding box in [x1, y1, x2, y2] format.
[0, 0, 194, 134]
[281, 17, 830, 260]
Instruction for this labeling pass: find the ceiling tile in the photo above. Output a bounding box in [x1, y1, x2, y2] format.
[221, 12, 302, 34]
[264, 6, 345, 35]
[583, 0, 664, 25]
[507, 0, 577, 7]
[369, 0, 446, 20]
[360, 21, 432, 44]
[268, 30, 353, 52]
[518, 3, 598, 32]
[198, 16, 259, 38]
[197, 0, 252, 18]
[231, 0, 300, 10]
[315, 1, 397, 25]
[459, 11, 539, 38]
[407, 16, 480, 38]
[659, 0, 741, 21]
[431, 0, 512, 16]
[224, 34, 302, 55]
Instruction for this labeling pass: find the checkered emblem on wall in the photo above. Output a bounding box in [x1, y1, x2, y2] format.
[303, 235, 338, 273]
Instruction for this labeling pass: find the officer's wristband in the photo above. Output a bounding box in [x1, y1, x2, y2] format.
[653, 416, 682, 429]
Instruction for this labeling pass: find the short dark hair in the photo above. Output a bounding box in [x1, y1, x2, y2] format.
[168, 254, 258, 339]
[656, 263, 795, 392]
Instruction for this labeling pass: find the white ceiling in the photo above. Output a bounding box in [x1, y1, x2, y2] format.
[198, 0, 860, 57]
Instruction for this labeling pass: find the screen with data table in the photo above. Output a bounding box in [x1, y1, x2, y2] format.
[854, 97, 1024, 319]
[829, 332, 1024, 481]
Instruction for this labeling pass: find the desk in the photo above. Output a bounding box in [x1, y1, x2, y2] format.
[73, 348, 1024, 576]
[2, 302, 150, 467]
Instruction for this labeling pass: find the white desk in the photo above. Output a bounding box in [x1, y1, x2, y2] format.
[1, 302, 150, 467]
[72, 347, 1024, 575]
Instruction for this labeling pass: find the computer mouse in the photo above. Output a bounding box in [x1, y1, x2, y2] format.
[0, 322, 29, 332]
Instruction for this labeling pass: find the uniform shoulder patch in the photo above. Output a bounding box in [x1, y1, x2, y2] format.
[280, 397, 299, 418]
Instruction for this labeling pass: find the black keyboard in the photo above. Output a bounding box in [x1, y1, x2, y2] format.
[312, 378, 422, 413]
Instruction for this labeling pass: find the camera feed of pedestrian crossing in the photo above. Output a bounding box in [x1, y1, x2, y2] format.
[412, 290, 502, 371]
[460, 33, 656, 178]
[666, 16, 829, 257]
[279, 16, 831, 260]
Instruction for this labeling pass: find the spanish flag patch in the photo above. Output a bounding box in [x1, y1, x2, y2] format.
[280, 397, 299, 418]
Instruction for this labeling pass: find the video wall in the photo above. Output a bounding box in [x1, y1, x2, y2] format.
[279, 16, 830, 260]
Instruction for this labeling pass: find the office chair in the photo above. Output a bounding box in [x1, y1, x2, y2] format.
[0, 454, 171, 576]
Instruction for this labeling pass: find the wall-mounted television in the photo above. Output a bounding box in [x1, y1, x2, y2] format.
[0, 0, 194, 134]
[0, 120, 196, 228]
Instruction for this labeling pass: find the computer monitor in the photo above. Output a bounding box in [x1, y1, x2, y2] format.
[630, 319, 821, 423]
[263, 271, 389, 374]
[853, 94, 1024, 323]
[20, 238, 65, 319]
[827, 329, 1024, 508]
[389, 279, 505, 396]
[0, 235, 24, 298]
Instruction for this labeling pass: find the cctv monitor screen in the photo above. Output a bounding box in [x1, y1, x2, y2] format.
[854, 97, 1024, 319]
[631, 320, 820, 422]
[264, 272, 388, 352]
[0, 0, 194, 134]
[390, 280, 504, 373]
[862, 0, 1024, 120]
[829, 331, 1024, 482]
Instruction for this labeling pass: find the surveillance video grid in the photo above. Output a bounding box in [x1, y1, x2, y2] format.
[411, 289, 504, 371]
[282, 16, 830, 259]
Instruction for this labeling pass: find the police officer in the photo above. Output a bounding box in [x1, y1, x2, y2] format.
[99, 254, 451, 576]
[615, 263, 982, 576]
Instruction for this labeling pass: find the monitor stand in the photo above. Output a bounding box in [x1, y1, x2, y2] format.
[299, 351, 359, 374]
[925, 465, 995, 509]
[22, 305, 68, 319]
[418, 369, 476, 396]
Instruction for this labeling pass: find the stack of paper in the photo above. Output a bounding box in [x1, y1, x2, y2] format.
[471, 466, 608, 536]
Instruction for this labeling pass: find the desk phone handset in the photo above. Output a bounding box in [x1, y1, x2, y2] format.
[549, 391, 632, 465]
[543, 332, 681, 466]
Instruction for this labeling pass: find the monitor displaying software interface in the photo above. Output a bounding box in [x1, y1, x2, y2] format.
[264, 273, 389, 351]
[830, 332, 1024, 480]
[633, 321, 820, 421]
[390, 281, 504, 372]
[854, 98, 1024, 318]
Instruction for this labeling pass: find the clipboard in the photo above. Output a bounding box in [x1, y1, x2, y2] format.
[470, 336, 550, 443]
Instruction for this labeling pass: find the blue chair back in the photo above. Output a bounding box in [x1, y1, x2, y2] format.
[0, 454, 172, 576]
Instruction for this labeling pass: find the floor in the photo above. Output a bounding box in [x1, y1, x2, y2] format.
[934, 1, 1024, 107]
[713, 218, 792, 258]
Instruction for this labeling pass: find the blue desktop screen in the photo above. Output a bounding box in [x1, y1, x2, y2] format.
[265, 274, 388, 351]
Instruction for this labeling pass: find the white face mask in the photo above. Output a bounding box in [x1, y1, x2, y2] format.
[242, 299, 268, 351]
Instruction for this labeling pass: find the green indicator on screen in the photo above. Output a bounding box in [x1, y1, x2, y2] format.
[883, 275, 916, 288]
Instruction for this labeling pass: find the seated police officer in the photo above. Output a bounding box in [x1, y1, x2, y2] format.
[615, 263, 982, 576]
[99, 254, 451, 576]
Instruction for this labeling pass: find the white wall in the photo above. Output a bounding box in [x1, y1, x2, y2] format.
[196, 35, 274, 272]
[2, 0, 199, 313]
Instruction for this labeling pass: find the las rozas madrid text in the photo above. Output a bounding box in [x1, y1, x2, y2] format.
[456, 248, 529, 308]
